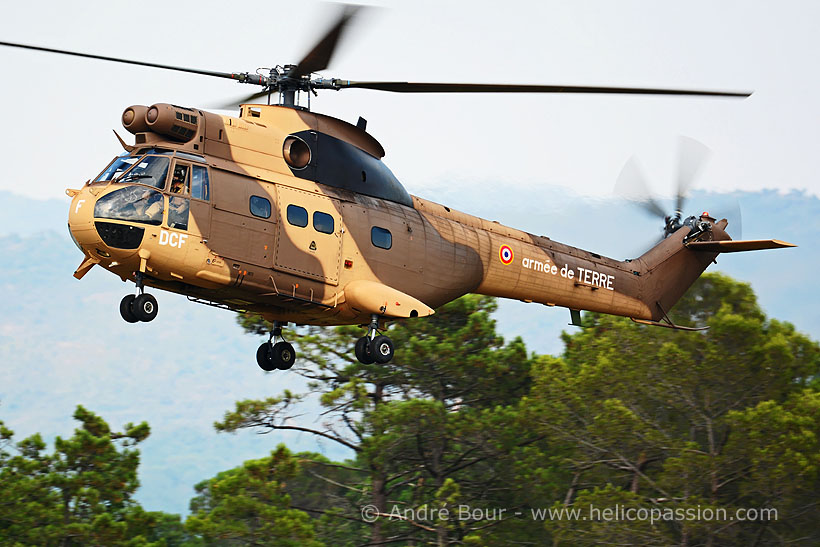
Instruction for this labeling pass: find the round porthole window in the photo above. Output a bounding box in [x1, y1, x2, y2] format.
[283, 136, 311, 169]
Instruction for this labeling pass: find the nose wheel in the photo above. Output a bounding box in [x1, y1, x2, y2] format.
[119, 273, 158, 323]
[257, 321, 296, 371]
[354, 315, 394, 364]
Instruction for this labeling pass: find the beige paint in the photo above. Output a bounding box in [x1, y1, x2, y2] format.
[67, 103, 793, 329]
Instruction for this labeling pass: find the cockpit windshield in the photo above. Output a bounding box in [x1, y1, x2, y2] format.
[117, 156, 170, 189]
[95, 153, 139, 182]
[94, 186, 164, 226]
[94, 154, 170, 190]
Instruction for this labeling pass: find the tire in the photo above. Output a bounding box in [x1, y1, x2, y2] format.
[119, 295, 138, 323]
[132, 294, 158, 322]
[256, 343, 277, 371]
[355, 336, 374, 364]
[272, 342, 296, 370]
[371, 335, 394, 364]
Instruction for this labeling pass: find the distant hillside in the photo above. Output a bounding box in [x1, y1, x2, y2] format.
[0, 191, 70, 237]
[0, 226, 338, 515]
[0, 187, 816, 514]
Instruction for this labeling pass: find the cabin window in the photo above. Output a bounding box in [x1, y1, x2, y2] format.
[313, 211, 334, 234]
[371, 226, 392, 249]
[250, 196, 271, 219]
[287, 204, 308, 227]
[191, 165, 210, 201]
[168, 197, 189, 230]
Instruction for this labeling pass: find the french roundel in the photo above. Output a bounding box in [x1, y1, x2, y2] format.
[499, 244, 514, 265]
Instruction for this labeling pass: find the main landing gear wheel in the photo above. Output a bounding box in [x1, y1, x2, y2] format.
[272, 341, 296, 370]
[133, 294, 158, 322]
[257, 321, 297, 371]
[355, 336, 375, 364]
[119, 295, 139, 323]
[354, 314, 394, 365]
[370, 335, 394, 364]
[256, 343, 277, 372]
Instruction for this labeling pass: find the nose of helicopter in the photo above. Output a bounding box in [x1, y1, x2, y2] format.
[67, 187, 102, 251]
[67, 186, 145, 261]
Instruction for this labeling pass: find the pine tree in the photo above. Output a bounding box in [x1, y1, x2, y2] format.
[527, 273, 820, 545]
[0, 406, 189, 546]
[224, 295, 548, 545]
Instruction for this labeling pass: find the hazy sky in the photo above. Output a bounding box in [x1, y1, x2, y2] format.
[1, 1, 818, 514]
[1, 0, 818, 202]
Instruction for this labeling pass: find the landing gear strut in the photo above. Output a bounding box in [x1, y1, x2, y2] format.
[120, 272, 158, 323]
[257, 321, 296, 371]
[354, 314, 394, 364]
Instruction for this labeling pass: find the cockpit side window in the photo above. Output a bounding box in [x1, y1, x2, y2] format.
[168, 196, 190, 231]
[191, 165, 210, 201]
[170, 163, 190, 195]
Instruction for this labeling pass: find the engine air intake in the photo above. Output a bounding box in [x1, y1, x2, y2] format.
[144, 103, 199, 142]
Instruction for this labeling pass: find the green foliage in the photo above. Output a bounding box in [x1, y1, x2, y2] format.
[529, 273, 820, 545]
[0, 406, 188, 546]
[228, 295, 548, 545]
[185, 445, 322, 546]
[10, 273, 816, 545]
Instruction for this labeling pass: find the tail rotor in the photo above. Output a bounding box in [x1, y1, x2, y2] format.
[614, 136, 739, 247]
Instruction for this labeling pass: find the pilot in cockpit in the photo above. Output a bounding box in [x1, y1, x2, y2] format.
[170, 165, 188, 194]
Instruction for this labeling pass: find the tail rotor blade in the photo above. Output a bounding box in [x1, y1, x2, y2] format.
[723, 198, 743, 240]
[675, 136, 711, 214]
[615, 156, 668, 220]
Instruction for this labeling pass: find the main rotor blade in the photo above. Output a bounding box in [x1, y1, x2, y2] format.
[675, 136, 711, 214]
[615, 156, 668, 219]
[0, 40, 259, 83]
[333, 81, 752, 97]
[288, 5, 362, 80]
[211, 89, 275, 110]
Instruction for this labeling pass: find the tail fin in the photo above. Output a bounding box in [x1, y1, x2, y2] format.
[635, 219, 795, 322]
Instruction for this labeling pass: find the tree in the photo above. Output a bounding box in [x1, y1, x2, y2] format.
[527, 273, 820, 545]
[223, 295, 550, 545]
[0, 405, 188, 546]
[185, 444, 322, 546]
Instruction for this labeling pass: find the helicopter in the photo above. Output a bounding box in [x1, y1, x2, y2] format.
[0, 6, 794, 371]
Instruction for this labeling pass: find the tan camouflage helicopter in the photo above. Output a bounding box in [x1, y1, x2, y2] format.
[0, 7, 794, 371]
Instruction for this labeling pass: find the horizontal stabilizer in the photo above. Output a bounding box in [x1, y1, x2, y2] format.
[686, 239, 796, 253]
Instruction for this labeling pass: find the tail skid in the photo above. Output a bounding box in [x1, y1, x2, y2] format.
[631, 317, 709, 331]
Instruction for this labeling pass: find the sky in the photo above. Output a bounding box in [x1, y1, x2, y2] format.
[1, 0, 818, 516]
[0, 0, 818, 201]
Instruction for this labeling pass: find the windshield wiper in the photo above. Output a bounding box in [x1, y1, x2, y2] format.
[118, 173, 154, 182]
